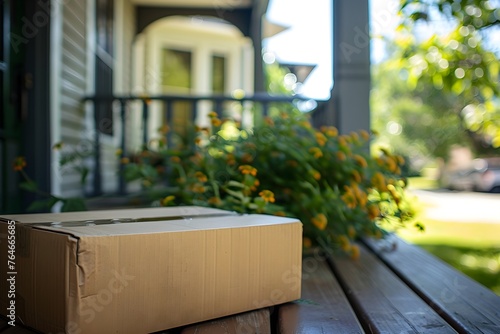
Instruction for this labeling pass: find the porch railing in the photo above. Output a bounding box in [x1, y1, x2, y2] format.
[83, 93, 328, 197]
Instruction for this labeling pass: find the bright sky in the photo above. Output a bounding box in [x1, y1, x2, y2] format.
[265, 0, 402, 100]
[264, 0, 333, 100]
[262, 0, 400, 99]
[265, 0, 500, 100]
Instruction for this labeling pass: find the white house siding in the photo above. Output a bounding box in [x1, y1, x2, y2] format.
[54, 0, 89, 198]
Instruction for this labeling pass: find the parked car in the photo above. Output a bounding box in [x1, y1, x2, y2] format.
[446, 158, 500, 193]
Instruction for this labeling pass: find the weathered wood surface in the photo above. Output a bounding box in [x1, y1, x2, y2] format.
[364, 236, 500, 334]
[329, 243, 457, 333]
[179, 309, 270, 334]
[2, 237, 500, 334]
[278, 255, 363, 334]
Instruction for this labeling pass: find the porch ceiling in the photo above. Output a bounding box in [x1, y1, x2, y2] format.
[130, 0, 253, 8]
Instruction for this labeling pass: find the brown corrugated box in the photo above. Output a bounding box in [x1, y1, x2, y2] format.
[0, 206, 302, 333]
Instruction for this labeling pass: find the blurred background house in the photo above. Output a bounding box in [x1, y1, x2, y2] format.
[0, 0, 371, 214]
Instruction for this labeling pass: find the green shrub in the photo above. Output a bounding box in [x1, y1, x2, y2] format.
[124, 111, 417, 257]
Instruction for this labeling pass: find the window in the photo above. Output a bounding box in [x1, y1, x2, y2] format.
[212, 55, 226, 94]
[161, 49, 192, 91]
[161, 49, 193, 138]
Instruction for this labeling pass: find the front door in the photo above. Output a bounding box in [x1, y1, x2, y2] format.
[0, 0, 51, 214]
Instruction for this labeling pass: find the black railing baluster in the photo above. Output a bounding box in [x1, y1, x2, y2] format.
[119, 99, 127, 195]
[191, 100, 198, 123]
[262, 101, 269, 117]
[142, 99, 149, 149]
[165, 99, 173, 148]
[92, 100, 102, 196]
[215, 99, 223, 118]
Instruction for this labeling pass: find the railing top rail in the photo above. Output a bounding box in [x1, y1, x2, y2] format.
[82, 93, 328, 103]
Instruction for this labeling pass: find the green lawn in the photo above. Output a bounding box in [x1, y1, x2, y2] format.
[396, 181, 500, 295]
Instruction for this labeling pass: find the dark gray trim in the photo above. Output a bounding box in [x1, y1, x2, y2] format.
[21, 0, 51, 212]
[136, 6, 252, 36]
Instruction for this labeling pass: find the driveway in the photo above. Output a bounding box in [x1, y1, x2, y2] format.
[410, 189, 500, 224]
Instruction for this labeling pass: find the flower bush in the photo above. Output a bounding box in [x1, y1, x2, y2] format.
[124, 111, 418, 256]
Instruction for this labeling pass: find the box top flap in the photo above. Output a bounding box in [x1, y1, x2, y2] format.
[1, 206, 229, 224]
[29, 214, 301, 237]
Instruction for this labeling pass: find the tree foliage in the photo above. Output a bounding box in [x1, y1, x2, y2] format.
[394, 0, 500, 151]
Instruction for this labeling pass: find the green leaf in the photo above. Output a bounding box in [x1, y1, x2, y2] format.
[224, 188, 245, 200]
[20, 181, 38, 192]
[80, 167, 89, 185]
[27, 197, 60, 212]
[61, 198, 87, 212]
[227, 180, 245, 189]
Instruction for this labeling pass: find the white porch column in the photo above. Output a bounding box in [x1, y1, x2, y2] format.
[331, 0, 371, 134]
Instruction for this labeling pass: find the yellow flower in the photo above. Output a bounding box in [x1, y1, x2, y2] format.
[367, 204, 381, 220]
[211, 118, 222, 127]
[371, 172, 387, 192]
[208, 111, 218, 118]
[251, 179, 260, 191]
[353, 154, 368, 168]
[239, 165, 257, 176]
[242, 153, 254, 163]
[158, 125, 169, 134]
[350, 244, 360, 260]
[341, 186, 357, 209]
[264, 117, 274, 126]
[192, 183, 206, 194]
[315, 132, 327, 146]
[311, 170, 321, 181]
[300, 120, 312, 129]
[311, 213, 328, 231]
[280, 112, 289, 120]
[360, 129, 370, 141]
[397, 155, 405, 165]
[321, 126, 338, 137]
[386, 156, 398, 173]
[13, 157, 27, 172]
[388, 184, 401, 205]
[338, 235, 351, 252]
[52, 142, 64, 150]
[194, 137, 202, 145]
[208, 197, 222, 206]
[350, 131, 360, 143]
[309, 147, 323, 159]
[338, 136, 347, 147]
[348, 225, 356, 239]
[352, 170, 362, 183]
[226, 153, 236, 165]
[120, 157, 130, 165]
[195, 171, 208, 183]
[336, 151, 346, 161]
[161, 195, 175, 206]
[303, 237, 312, 249]
[259, 190, 275, 203]
[170, 156, 181, 163]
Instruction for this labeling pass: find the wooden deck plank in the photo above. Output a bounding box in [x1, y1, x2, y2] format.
[329, 243, 457, 333]
[363, 236, 500, 334]
[278, 255, 363, 334]
[180, 308, 271, 334]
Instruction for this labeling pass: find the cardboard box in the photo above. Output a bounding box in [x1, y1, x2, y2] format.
[0, 207, 302, 333]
